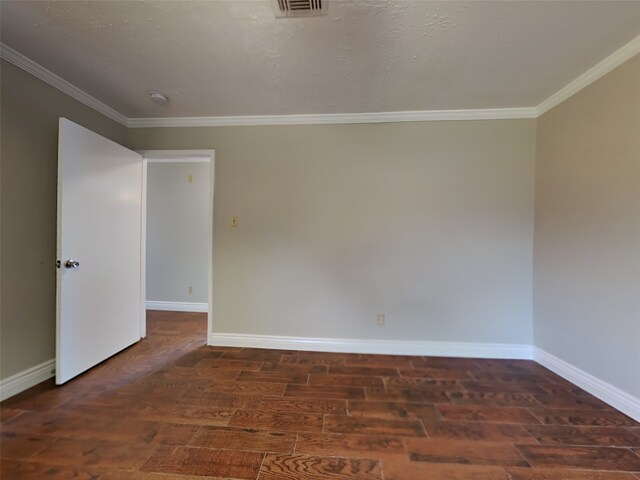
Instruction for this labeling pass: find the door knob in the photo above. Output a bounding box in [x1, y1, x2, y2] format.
[65, 259, 80, 269]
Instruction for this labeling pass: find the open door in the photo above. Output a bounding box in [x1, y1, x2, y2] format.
[56, 118, 143, 384]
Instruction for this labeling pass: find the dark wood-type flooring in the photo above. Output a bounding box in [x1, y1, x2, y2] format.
[2, 311, 639, 479]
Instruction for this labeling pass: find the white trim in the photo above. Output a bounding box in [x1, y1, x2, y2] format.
[208, 333, 532, 359]
[537, 34, 640, 116]
[0, 359, 56, 401]
[207, 152, 215, 343]
[140, 150, 216, 158]
[534, 347, 640, 422]
[0, 43, 128, 126]
[146, 157, 211, 163]
[126, 108, 537, 128]
[146, 301, 208, 313]
[140, 156, 148, 339]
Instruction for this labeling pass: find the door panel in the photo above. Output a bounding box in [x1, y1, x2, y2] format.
[56, 118, 143, 384]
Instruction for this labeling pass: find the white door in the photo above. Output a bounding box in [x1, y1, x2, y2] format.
[56, 118, 143, 384]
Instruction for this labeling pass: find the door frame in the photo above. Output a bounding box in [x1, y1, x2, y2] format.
[138, 150, 215, 340]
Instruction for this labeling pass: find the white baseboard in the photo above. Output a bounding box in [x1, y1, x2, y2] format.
[146, 301, 208, 313]
[534, 347, 640, 422]
[0, 359, 56, 401]
[208, 333, 533, 359]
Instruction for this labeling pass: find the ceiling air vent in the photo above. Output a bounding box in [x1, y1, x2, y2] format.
[273, 0, 327, 18]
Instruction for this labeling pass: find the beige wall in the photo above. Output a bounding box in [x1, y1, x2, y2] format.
[0, 59, 127, 379]
[129, 120, 536, 344]
[534, 54, 640, 397]
[147, 162, 210, 304]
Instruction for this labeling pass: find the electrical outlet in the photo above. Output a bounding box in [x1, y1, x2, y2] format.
[231, 216, 239, 227]
[188, 286, 193, 294]
[377, 314, 385, 326]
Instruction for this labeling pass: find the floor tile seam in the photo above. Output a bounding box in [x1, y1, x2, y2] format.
[418, 416, 429, 438]
[319, 428, 428, 439]
[254, 449, 268, 480]
[524, 408, 546, 425]
[433, 418, 544, 427]
[0, 434, 57, 463]
[524, 440, 640, 448]
[177, 443, 293, 455]
[186, 425, 205, 447]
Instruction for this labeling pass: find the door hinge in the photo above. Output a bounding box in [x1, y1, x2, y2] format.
[56, 260, 61, 268]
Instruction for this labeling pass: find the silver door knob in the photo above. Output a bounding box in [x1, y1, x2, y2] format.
[65, 259, 80, 269]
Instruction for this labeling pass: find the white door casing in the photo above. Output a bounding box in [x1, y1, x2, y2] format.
[138, 150, 215, 342]
[56, 118, 143, 384]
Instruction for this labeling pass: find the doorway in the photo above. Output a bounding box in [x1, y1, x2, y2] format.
[139, 150, 215, 340]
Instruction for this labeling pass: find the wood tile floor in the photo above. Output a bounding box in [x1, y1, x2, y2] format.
[2, 311, 639, 479]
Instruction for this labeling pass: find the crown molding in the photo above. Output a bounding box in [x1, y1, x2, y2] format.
[537, 33, 640, 116]
[126, 108, 537, 128]
[0, 43, 128, 126]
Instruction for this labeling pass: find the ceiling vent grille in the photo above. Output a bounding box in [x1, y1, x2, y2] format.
[273, 0, 327, 18]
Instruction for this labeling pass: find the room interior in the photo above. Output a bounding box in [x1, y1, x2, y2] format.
[1, 1, 639, 478]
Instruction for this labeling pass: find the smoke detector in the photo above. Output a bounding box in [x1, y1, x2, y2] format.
[272, 0, 327, 18]
[149, 91, 169, 105]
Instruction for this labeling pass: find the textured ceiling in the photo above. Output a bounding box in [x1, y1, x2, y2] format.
[2, 1, 640, 118]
